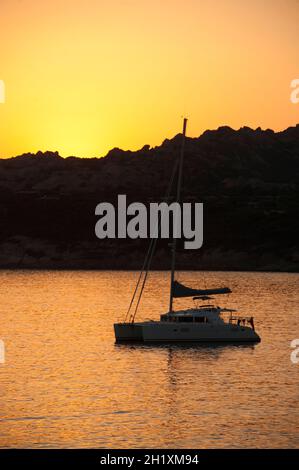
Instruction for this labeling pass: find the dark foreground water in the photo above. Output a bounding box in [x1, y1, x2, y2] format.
[0, 271, 298, 448]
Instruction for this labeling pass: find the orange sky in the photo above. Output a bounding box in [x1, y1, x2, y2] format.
[0, 0, 298, 158]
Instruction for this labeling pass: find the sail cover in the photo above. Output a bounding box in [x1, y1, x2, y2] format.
[172, 281, 231, 298]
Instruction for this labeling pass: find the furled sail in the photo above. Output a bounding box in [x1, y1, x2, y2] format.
[172, 281, 231, 298]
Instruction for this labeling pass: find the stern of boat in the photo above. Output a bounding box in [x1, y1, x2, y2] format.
[114, 322, 143, 342]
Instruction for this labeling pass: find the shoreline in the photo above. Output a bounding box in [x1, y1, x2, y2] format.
[0, 266, 298, 273]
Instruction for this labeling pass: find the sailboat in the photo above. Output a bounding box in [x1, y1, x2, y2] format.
[114, 119, 261, 343]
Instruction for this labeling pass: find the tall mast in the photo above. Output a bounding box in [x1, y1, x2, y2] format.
[169, 117, 188, 312]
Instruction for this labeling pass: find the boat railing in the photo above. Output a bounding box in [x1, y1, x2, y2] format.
[226, 314, 255, 330]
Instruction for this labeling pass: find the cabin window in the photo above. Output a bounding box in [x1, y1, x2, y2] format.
[195, 316, 206, 323]
[178, 316, 193, 323]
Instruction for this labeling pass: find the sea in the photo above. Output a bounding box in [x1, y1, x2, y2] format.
[0, 270, 298, 448]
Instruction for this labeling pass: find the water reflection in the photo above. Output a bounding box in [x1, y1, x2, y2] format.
[0, 270, 298, 448]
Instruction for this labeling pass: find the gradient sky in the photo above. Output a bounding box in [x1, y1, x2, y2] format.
[0, 0, 298, 158]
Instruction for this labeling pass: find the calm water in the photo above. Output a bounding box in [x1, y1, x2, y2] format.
[0, 270, 298, 448]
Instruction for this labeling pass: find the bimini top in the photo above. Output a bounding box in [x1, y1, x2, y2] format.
[172, 281, 231, 298]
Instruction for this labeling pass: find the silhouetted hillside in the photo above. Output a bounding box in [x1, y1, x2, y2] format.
[0, 125, 298, 270]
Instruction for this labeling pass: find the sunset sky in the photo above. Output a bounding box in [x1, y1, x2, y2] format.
[0, 0, 298, 158]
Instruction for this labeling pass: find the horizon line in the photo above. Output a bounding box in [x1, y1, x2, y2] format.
[1, 122, 299, 161]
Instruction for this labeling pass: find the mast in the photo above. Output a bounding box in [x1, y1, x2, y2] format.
[169, 117, 188, 312]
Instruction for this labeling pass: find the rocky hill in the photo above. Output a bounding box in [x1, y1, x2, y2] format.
[0, 125, 298, 271]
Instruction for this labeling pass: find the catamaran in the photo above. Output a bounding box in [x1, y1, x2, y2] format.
[114, 119, 261, 343]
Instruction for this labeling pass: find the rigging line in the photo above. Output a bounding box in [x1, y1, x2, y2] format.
[131, 232, 159, 323]
[125, 229, 158, 322]
[124, 178, 172, 322]
[124, 239, 154, 322]
[125, 154, 180, 323]
[131, 157, 180, 323]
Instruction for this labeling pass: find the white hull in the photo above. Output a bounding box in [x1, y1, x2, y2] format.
[114, 321, 260, 343]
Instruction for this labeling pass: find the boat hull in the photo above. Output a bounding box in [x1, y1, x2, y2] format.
[114, 323, 143, 342]
[114, 321, 261, 343]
